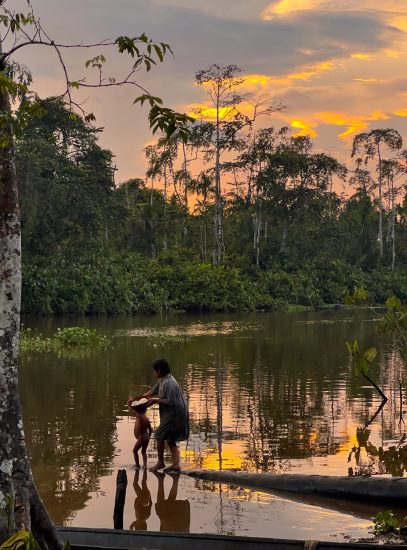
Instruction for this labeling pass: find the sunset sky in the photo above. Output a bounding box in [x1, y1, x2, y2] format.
[11, 0, 407, 186]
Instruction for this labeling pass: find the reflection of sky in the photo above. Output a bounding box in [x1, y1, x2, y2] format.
[22, 311, 407, 534]
[71, 415, 372, 539]
[8, 0, 407, 183]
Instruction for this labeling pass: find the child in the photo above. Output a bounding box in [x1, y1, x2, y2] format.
[129, 398, 152, 469]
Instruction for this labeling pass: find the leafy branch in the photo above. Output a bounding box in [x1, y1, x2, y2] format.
[346, 338, 387, 401]
[0, 1, 191, 140]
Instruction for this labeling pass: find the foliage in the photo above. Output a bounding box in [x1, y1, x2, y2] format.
[371, 511, 399, 536]
[20, 327, 107, 355]
[12, 97, 407, 316]
[0, 531, 41, 550]
[146, 332, 191, 347]
[345, 338, 386, 401]
[378, 297, 407, 360]
[346, 339, 377, 377]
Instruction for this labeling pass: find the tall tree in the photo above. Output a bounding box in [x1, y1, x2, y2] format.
[194, 65, 245, 265]
[194, 65, 278, 265]
[352, 129, 403, 262]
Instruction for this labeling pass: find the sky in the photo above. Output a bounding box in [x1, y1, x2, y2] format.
[9, 0, 407, 186]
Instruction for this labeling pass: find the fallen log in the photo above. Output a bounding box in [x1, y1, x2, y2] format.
[185, 470, 407, 505]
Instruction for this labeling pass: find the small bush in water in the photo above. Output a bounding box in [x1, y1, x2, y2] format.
[20, 327, 107, 354]
[54, 327, 107, 346]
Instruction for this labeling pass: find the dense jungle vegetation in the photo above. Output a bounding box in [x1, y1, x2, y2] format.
[18, 97, 407, 315]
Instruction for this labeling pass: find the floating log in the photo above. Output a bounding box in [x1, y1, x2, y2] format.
[113, 469, 128, 530]
[186, 470, 407, 505]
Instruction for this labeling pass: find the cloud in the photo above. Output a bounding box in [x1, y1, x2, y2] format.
[11, 0, 407, 182]
[262, 0, 407, 20]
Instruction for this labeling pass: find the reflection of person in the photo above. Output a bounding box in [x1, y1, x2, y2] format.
[129, 400, 152, 469]
[143, 358, 189, 473]
[129, 470, 152, 531]
[154, 472, 190, 533]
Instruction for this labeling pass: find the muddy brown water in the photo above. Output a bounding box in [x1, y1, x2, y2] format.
[20, 309, 407, 540]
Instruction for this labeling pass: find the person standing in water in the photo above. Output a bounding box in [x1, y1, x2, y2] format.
[143, 358, 189, 473]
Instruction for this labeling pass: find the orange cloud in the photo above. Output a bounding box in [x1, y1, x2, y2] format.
[262, 0, 321, 19]
[351, 53, 372, 60]
[262, 0, 407, 20]
[315, 110, 391, 139]
[353, 78, 380, 82]
[291, 119, 318, 137]
[233, 61, 335, 95]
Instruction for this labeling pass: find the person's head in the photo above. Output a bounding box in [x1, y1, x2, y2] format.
[132, 402, 148, 414]
[152, 358, 171, 379]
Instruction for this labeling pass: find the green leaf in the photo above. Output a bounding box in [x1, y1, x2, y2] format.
[0, 530, 30, 550]
[363, 347, 377, 363]
[386, 296, 401, 309]
[355, 357, 369, 376]
[153, 44, 164, 62]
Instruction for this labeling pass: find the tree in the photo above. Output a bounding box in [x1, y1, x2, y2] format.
[0, 2, 191, 546]
[16, 98, 116, 254]
[194, 64, 279, 265]
[352, 129, 403, 262]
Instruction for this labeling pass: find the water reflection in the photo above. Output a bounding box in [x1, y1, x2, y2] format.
[130, 470, 152, 531]
[348, 426, 407, 477]
[19, 310, 407, 532]
[153, 472, 190, 532]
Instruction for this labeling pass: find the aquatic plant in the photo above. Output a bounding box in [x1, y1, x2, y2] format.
[20, 327, 107, 355]
[371, 510, 399, 536]
[146, 331, 190, 347]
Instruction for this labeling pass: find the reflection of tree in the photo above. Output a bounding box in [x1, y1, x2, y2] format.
[129, 470, 151, 531]
[348, 426, 407, 477]
[194, 479, 246, 536]
[20, 352, 118, 525]
[21, 310, 406, 525]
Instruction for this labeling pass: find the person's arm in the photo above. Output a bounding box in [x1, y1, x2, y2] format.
[128, 383, 157, 405]
[151, 379, 177, 406]
[147, 382, 159, 398]
[150, 396, 169, 405]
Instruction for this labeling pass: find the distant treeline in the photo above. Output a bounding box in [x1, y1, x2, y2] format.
[17, 99, 407, 314]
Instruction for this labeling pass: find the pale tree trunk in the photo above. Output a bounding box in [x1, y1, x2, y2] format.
[391, 178, 396, 271]
[253, 199, 261, 267]
[0, 65, 61, 548]
[213, 89, 224, 266]
[280, 222, 287, 254]
[377, 145, 384, 261]
[163, 164, 167, 251]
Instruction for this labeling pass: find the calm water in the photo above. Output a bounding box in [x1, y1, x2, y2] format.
[20, 309, 407, 540]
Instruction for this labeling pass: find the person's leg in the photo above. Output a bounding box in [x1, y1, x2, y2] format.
[141, 442, 148, 469]
[167, 473, 180, 500]
[165, 441, 180, 471]
[150, 439, 165, 471]
[133, 439, 142, 468]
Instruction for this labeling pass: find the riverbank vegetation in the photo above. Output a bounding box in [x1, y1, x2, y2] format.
[18, 96, 407, 315]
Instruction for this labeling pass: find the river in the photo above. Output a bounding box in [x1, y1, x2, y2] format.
[20, 309, 406, 540]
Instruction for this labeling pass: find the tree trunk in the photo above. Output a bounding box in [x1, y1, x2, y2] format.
[0, 65, 61, 548]
[390, 176, 396, 271]
[213, 90, 224, 266]
[163, 164, 167, 251]
[280, 222, 287, 254]
[377, 145, 384, 261]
